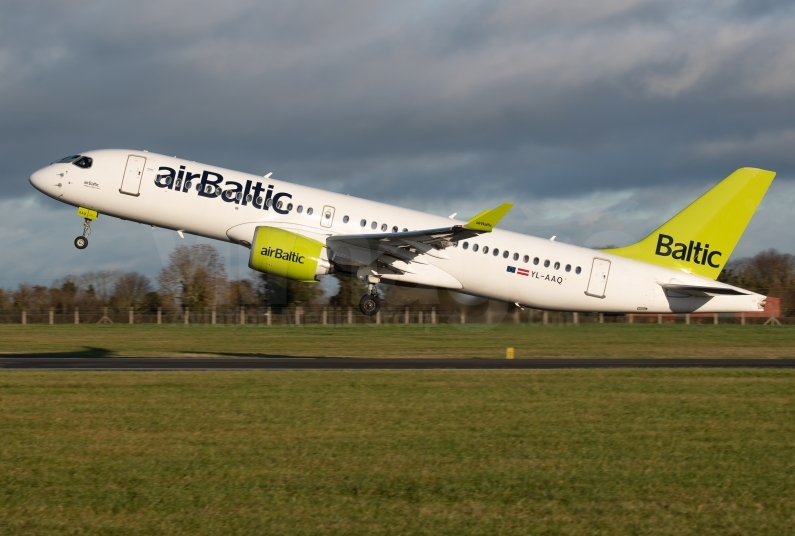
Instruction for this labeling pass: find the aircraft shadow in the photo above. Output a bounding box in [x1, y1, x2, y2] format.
[0, 347, 117, 359]
[0, 348, 304, 359]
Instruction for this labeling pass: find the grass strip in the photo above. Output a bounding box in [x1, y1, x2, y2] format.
[0, 369, 793, 534]
[1, 324, 794, 358]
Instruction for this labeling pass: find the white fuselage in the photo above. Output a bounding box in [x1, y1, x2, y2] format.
[29, 149, 765, 313]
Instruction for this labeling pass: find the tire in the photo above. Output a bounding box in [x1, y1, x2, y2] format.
[74, 236, 88, 249]
[359, 294, 380, 316]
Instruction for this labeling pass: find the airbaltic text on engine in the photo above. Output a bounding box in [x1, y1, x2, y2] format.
[655, 233, 722, 268]
[260, 247, 305, 264]
[154, 166, 292, 213]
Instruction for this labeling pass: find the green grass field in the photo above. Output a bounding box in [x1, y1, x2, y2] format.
[1, 370, 793, 535]
[1, 323, 794, 358]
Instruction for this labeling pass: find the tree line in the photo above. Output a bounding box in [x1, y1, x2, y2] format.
[718, 249, 795, 316]
[2, 245, 793, 315]
[0, 245, 335, 315]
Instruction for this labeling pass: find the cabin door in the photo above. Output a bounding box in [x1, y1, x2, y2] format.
[585, 258, 611, 298]
[120, 155, 146, 196]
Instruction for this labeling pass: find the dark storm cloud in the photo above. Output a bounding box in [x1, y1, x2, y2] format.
[2, 0, 795, 208]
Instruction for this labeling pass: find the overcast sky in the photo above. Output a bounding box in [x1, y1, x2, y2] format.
[2, 0, 795, 288]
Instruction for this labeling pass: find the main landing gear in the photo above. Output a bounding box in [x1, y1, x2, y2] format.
[359, 278, 381, 316]
[74, 218, 92, 250]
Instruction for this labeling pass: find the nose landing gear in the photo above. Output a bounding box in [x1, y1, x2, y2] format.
[74, 218, 92, 250]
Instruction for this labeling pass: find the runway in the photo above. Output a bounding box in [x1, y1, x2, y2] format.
[2, 357, 795, 370]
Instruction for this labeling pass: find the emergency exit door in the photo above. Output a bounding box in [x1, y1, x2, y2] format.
[585, 258, 611, 298]
[120, 155, 146, 196]
[320, 205, 335, 228]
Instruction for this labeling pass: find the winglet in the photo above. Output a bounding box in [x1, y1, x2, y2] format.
[464, 203, 513, 232]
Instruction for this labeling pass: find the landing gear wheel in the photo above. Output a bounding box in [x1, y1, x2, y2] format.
[359, 294, 380, 316]
[74, 236, 88, 249]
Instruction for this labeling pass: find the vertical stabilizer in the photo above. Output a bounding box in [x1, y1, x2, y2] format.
[604, 168, 775, 279]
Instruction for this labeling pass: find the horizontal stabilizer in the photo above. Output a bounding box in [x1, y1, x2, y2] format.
[659, 283, 749, 297]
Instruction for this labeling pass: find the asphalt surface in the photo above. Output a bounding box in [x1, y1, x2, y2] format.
[2, 357, 795, 370]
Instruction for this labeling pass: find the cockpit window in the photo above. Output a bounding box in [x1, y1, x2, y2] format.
[73, 156, 92, 169]
[54, 155, 81, 164]
[53, 155, 93, 168]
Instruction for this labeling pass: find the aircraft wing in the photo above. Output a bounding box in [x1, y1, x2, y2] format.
[327, 203, 513, 254]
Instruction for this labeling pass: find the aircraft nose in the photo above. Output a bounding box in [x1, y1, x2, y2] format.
[29, 166, 54, 193]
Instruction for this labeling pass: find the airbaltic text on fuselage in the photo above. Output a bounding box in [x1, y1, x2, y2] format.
[154, 166, 293, 214]
[260, 247, 305, 264]
[655, 233, 722, 268]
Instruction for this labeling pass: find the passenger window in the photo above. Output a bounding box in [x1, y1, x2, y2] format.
[473, 244, 479, 252]
[513, 253, 519, 261]
[523, 255, 529, 263]
[402, 228, 408, 232]
[392, 226, 398, 233]
[265, 198, 272, 206]
[381, 224, 387, 232]
[575, 266, 582, 274]
[255, 196, 262, 204]
[371, 221, 378, 230]
[544, 260, 550, 267]
[503, 251, 510, 259]
[307, 207, 313, 215]
[463, 242, 469, 250]
[533, 257, 539, 265]
[554, 262, 560, 270]
[276, 200, 283, 209]
[565, 264, 571, 272]
[360, 219, 366, 227]
[342, 215, 348, 223]
[483, 246, 489, 254]
[493, 248, 499, 256]
[297, 205, 303, 213]
[286, 203, 293, 211]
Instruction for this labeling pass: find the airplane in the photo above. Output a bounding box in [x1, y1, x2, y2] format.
[29, 149, 775, 316]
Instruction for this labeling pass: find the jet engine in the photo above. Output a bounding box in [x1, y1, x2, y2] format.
[248, 227, 332, 282]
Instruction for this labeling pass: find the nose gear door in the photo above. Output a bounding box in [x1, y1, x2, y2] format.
[320, 205, 335, 228]
[120, 155, 146, 196]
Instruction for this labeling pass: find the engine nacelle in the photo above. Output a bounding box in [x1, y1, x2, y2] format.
[248, 227, 332, 281]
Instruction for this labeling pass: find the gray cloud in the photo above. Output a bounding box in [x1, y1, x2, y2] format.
[2, 0, 795, 285]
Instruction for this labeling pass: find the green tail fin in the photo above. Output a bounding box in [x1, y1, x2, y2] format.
[604, 167, 775, 279]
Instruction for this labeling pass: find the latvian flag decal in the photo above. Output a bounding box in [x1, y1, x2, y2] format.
[507, 266, 529, 276]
